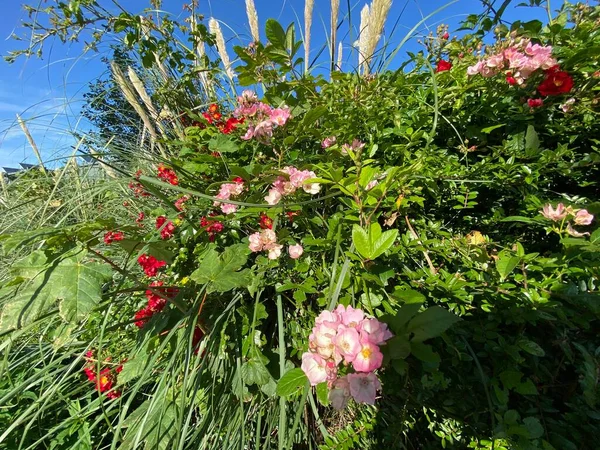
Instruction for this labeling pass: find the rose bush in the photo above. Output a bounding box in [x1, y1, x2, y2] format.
[0, 1, 599, 449]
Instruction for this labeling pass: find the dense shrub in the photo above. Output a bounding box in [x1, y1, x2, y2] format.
[0, 1, 599, 449]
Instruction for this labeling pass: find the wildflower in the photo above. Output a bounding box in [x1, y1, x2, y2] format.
[540, 203, 568, 221]
[214, 179, 245, 214]
[286, 211, 299, 222]
[506, 73, 517, 85]
[156, 216, 176, 240]
[104, 231, 124, 245]
[358, 318, 393, 345]
[537, 66, 574, 96]
[301, 352, 328, 386]
[560, 98, 576, 113]
[200, 215, 224, 241]
[347, 372, 381, 405]
[269, 107, 291, 126]
[566, 223, 590, 237]
[321, 136, 337, 148]
[329, 376, 352, 410]
[220, 117, 244, 134]
[527, 98, 543, 108]
[136, 212, 145, 226]
[259, 213, 273, 230]
[175, 195, 190, 211]
[248, 228, 283, 259]
[333, 327, 362, 362]
[288, 244, 303, 259]
[336, 304, 364, 327]
[435, 60, 452, 72]
[341, 139, 365, 155]
[442, 31, 449, 39]
[137, 254, 167, 277]
[157, 164, 179, 185]
[573, 209, 594, 226]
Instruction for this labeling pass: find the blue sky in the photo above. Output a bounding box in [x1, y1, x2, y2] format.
[0, 0, 546, 169]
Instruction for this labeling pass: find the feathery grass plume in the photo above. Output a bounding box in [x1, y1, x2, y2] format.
[364, 0, 392, 74]
[209, 18, 235, 83]
[358, 4, 371, 73]
[336, 41, 343, 70]
[17, 114, 47, 174]
[189, 13, 211, 98]
[304, 0, 314, 74]
[245, 0, 260, 43]
[127, 67, 159, 120]
[111, 61, 167, 157]
[330, 0, 340, 73]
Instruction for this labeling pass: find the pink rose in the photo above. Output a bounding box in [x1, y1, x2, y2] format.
[336, 304, 364, 327]
[301, 352, 328, 386]
[288, 244, 304, 259]
[352, 338, 384, 372]
[265, 188, 283, 205]
[269, 107, 291, 126]
[267, 244, 283, 260]
[334, 326, 362, 363]
[566, 223, 590, 237]
[359, 318, 393, 345]
[248, 232, 263, 252]
[467, 61, 484, 76]
[347, 372, 381, 405]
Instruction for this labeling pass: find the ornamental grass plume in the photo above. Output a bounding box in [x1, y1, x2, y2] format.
[304, 0, 314, 74]
[209, 18, 234, 83]
[358, 4, 370, 73]
[245, 0, 260, 43]
[330, 0, 340, 72]
[364, 0, 392, 75]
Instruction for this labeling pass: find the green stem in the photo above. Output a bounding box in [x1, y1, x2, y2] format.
[276, 294, 287, 450]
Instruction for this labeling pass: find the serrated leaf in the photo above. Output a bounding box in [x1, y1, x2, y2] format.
[242, 358, 271, 386]
[56, 256, 113, 322]
[190, 244, 251, 293]
[407, 306, 460, 342]
[208, 134, 239, 153]
[276, 368, 307, 396]
[265, 18, 286, 48]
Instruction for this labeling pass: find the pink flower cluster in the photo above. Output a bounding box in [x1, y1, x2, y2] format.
[234, 90, 291, 142]
[301, 305, 392, 408]
[248, 229, 283, 259]
[540, 203, 594, 237]
[264, 166, 321, 205]
[214, 177, 244, 214]
[467, 40, 557, 85]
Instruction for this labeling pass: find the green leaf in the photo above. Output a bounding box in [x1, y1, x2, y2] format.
[55, 255, 113, 323]
[481, 123, 505, 134]
[190, 244, 251, 293]
[302, 106, 327, 127]
[525, 125, 540, 155]
[0, 251, 112, 331]
[352, 225, 371, 259]
[523, 417, 544, 439]
[386, 301, 423, 334]
[407, 306, 460, 342]
[496, 250, 521, 281]
[276, 368, 307, 396]
[316, 382, 329, 406]
[121, 399, 177, 450]
[242, 358, 271, 386]
[518, 339, 545, 357]
[370, 228, 398, 259]
[410, 342, 440, 364]
[387, 335, 411, 359]
[265, 19, 286, 48]
[208, 134, 239, 153]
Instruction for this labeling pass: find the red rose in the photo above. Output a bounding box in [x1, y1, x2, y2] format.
[537, 66, 573, 96]
[435, 60, 452, 73]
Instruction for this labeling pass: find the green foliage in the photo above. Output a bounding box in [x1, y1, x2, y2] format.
[1, 1, 600, 450]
